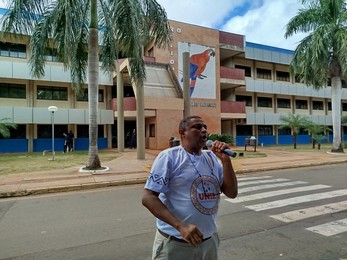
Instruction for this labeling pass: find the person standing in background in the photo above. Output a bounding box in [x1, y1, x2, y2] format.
[63, 133, 70, 153]
[68, 130, 75, 151]
[130, 129, 136, 149]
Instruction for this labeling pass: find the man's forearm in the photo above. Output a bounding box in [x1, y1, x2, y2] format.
[221, 160, 238, 198]
[142, 192, 182, 230]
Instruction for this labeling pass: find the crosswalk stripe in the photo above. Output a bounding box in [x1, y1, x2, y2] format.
[270, 200, 347, 222]
[306, 218, 347, 236]
[237, 176, 273, 181]
[247, 189, 347, 211]
[228, 185, 330, 203]
[238, 181, 307, 194]
[238, 178, 290, 187]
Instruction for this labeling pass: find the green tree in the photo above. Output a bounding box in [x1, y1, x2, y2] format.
[279, 114, 308, 149]
[303, 120, 330, 149]
[0, 118, 17, 138]
[285, 0, 347, 153]
[1, 0, 171, 169]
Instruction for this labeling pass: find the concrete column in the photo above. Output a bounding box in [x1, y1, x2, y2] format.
[183, 52, 190, 118]
[136, 82, 145, 159]
[27, 124, 33, 152]
[116, 62, 125, 152]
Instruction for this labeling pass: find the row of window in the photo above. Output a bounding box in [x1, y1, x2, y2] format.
[234, 64, 347, 87]
[0, 124, 105, 139]
[0, 83, 104, 102]
[0, 42, 26, 59]
[236, 95, 347, 111]
[235, 125, 347, 136]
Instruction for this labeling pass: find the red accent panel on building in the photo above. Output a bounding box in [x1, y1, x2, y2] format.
[221, 101, 246, 113]
[220, 67, 245, 81]
[143, 56, 156, 63]
[110, 97, 137, 111]
[219, 31, 244, 48]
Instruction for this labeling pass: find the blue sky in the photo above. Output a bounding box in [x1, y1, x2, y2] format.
[156, 0, 308, 50]
[0, 0, 307, 50]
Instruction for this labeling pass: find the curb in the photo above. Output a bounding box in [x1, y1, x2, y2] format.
[1, 160, 347, 199]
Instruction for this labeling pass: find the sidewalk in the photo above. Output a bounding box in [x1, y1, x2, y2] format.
[1, 147, 347, 198]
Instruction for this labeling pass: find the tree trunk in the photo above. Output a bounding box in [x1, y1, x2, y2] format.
[331, 77, 344, 153]
[293, 134, 297, 149]
[87, 0, 101, 169]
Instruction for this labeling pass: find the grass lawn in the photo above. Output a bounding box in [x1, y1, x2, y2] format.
[0, 150, 120, 175]
[0, 143, 341, 175]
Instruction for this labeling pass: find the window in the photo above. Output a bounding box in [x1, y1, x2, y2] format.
[276, 71, 290, 82]
[235, 65, 251, 77]
[149, 124, 155, 137]
[256, 68, 271, 80]
[77, 125, 104, 138]
[277, 98, 291, 109]
[312, 101, 323, 110]
[37, 86, 68, 100]
[258, 125, 273, 135]
[278, 127, 291, 135]
[295, 99, 308, 109]
[37, 125, 67, 138]
[0, 83, 26, 99]
[295, 74, 303, 83]
[76, 89, 104, 102]
[0, 42, 26, 58]
[343, 103, 347, 111]
[298, 128, 309, 135]
[0, 124, 26, 139]
[327, 78, 331, 86]
[257, 97, 272, 108]
[328, 102, 332, 111]
[236, 125, 253, 136]
[45, 48, 59, 62]
[236, 95, 252, 106]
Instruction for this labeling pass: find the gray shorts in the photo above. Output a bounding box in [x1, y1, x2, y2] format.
[152, 230, 220, 260]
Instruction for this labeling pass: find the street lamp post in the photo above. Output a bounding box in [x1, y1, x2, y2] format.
[48, 106, 58, 160]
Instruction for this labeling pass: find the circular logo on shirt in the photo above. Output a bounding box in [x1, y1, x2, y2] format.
[191, 175, 220, 215]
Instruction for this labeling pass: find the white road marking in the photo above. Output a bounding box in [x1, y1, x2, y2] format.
[238, 181, 307, 194]
[237, 176, 273, 181]
[228, 185, 330, 203]
[270, 200, 347, 222]
[247, 189, 347, 211]
[238, 178, 290, 187]
[306, 218, 347, 236]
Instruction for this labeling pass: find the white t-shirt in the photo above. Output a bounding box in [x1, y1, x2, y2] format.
[144, 145, 223, 239]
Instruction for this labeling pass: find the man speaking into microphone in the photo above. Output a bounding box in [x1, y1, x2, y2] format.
[142, 115, 238, 260]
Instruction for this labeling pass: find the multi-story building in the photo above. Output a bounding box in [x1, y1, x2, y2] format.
[1, 9, 346, 153]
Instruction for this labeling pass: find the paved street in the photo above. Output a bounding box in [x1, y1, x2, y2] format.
[0, 164, 346, 260]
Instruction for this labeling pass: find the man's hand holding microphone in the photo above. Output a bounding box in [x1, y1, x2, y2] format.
[206, 140, 237, 158]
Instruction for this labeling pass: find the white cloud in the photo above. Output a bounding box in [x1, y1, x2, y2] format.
[157, 0, 308, 50]
[156, 0, 245, 28]
[1, 0, 308, 50]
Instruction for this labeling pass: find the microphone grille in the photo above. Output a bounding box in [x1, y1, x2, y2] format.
[206, 140, 213, 147]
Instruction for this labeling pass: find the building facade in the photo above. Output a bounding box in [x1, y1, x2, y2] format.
[1, 9, 347, 153]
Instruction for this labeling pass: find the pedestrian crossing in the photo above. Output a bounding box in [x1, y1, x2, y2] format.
[225, 176, 347, 237]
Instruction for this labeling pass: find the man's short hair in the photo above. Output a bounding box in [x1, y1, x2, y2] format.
[179, 116, 202, 131]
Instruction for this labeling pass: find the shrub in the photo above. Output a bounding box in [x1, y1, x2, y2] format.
[208, 133, 234, 145]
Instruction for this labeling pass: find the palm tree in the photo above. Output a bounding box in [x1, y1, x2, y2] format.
[303, 121, 330, 149]
[0, 118, 17, 138]
[279, 114, 308, 149]
[1, 0, 171, 169]
[285, 0, 347, 153]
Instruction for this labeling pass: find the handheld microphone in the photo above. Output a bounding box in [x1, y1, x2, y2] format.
[206, 140, 237, 158]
